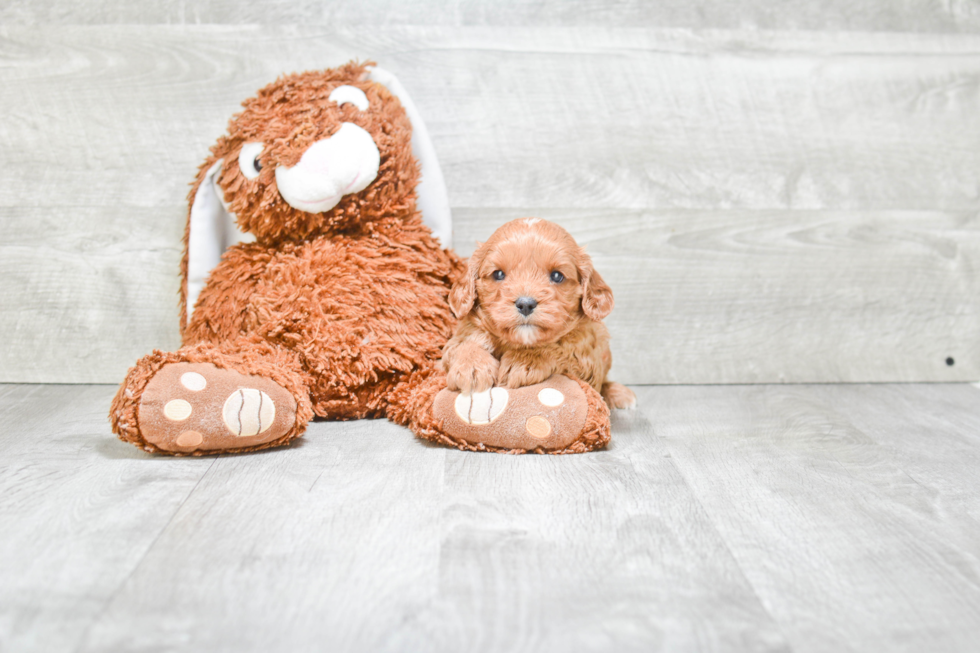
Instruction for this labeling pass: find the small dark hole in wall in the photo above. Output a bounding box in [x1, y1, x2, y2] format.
[946, 357, 955, 366]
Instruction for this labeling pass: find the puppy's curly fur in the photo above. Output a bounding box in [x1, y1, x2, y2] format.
[442, 218, 635, 410]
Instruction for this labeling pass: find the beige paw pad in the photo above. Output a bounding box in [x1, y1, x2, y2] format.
[164, 399, 192, 421]
[454, 387, 509, 425]
[222, 389, 276, 437]
[176, 430, 203, 447]
[139, 362, 298, 454]
[537, 388, 565, 407]
[433, 375, 596, 453]
[180, 372, 207, 391]
[525, 416, 552, 439]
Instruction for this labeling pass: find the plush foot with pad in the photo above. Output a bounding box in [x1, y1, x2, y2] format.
[429, 375, 610, 454]
[137, 362, 298, 454]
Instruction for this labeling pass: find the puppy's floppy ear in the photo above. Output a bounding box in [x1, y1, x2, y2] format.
[450, 242, 485, 318]
[579, 248, 614, 321]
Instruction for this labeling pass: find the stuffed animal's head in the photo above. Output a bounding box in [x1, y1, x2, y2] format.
[198, 61, 421, 242]
[181, 61, 452, 329]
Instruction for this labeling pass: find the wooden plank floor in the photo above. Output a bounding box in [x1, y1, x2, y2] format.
[2, 383, 979, 652]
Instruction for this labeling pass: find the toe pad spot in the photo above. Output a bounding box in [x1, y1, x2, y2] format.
[164, 399, 192, 421]
[180, 372, 207, 392]
[526, 416, 552, 439]
[537, 388, 565, 407]
[176, 430, 203, 447]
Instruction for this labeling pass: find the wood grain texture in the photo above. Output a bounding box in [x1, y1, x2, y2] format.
[2, 27, 979, 211]
[77, 416, 451, 653]
[379, 409, 785, 652]
[2, 25, 979, 383]
[0, 384, 214, 653]
[456, 208, 980, 384]
[3, 0, 979, 33]
[840, 384, 980, 524]
[636, 383, 980, 652]
[3, 382, 980, 651]
[0, 207, 183, 383]
[0, 383, 789, 653]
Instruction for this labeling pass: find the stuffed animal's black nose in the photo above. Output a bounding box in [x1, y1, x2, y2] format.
[515, 296, 537, 316]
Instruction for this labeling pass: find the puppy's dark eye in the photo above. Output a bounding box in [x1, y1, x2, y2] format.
[492, 270, 505, 281]
[550, 270, 565, 283]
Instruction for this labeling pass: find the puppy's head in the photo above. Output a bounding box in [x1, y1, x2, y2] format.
[450, 218, 614, 347]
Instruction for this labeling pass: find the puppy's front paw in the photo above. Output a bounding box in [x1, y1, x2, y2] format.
[497, 352, 553, 389]
[447, 349, 499, 394]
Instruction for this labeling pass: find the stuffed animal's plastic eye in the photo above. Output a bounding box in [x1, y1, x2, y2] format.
[492, 270, 505, 281]
[238, 142, 265, 180]
[329, 85, 370, 111]
[550, 271, 565, 283]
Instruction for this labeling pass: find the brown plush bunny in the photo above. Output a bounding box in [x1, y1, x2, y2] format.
[109, 61, 611, 455]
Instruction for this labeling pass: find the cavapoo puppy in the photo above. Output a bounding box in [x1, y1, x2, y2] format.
[442, 218, 635, 410]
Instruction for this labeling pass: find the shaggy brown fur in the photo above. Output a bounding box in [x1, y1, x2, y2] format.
[442, 218, 636, 409]
[111, 62, 463, 454]
[110, 62, 615, 456]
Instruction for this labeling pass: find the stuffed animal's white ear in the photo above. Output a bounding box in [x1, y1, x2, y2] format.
[186, 160, 254, 324]
[367, 66, 453, 250]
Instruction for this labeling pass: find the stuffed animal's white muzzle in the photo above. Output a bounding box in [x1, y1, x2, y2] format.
[274, 123, 380, 214]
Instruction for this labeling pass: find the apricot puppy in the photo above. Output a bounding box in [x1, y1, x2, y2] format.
[442, 218, 635, 409]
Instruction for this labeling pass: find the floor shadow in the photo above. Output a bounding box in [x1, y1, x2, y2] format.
[96, 431, 307, 460]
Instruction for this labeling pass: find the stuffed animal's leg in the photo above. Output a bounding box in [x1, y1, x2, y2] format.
[110, 337, 314, 455]
[391, 370, 611, 454]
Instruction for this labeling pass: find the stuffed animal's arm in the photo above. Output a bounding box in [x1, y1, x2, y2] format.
[441, 322, 499, 394]
[182, 244, 265, 345]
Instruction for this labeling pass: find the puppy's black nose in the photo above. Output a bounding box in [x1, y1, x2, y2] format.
[515, 296, 537, 316]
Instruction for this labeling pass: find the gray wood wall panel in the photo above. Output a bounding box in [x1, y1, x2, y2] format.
[455, 209, 980, 384]
[2, 28, 979, 211]
[3, 0, 979, 33]
[1, 207, 183, 382]
[1, 25, 978, 383]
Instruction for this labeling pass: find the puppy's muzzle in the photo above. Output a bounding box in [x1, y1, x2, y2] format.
[515, 296, 537, 317]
